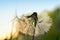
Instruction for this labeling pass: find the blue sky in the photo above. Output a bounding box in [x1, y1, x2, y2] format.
[0, 0, 60, 16]
[0, 0, 60, 35]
